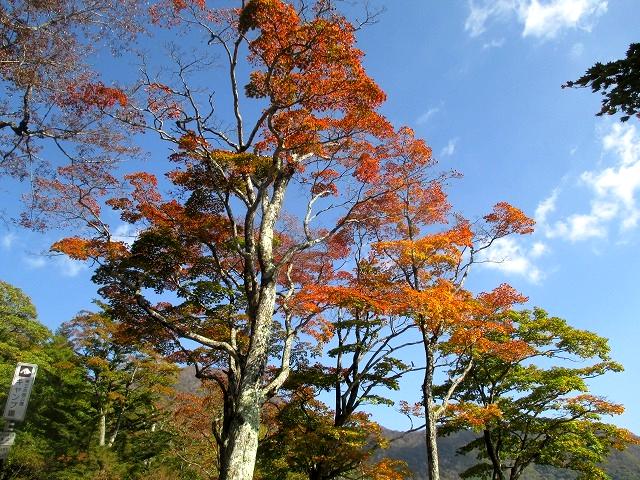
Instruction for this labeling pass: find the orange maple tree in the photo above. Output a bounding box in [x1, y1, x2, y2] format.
[281, 126, 535, 480]
[42, 1, 431, 479]
[40, 2, 539, 479]
[344, 149, 535, 480]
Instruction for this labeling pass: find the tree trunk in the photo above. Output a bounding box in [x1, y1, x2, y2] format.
[423, 345, 440, 480]
[98, 409, 106, 447]
[219, 393, 261, 480]
[483, 429, 505, 480]
[219, 280, 278, 480]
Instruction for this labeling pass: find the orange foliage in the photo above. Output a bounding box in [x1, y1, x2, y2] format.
[567, 394, 626, 415]
[478, 283, 528, 312]
[51, 237, 129, 261]
[64, 81, 128, 110]
[484, 201, 535, 237]
[446, 402, 503, 429]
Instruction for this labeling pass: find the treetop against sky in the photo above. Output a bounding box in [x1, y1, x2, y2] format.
[0, 0, 639, 435]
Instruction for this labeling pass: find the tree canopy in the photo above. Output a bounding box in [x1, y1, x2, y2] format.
[564, 43, 640, 122]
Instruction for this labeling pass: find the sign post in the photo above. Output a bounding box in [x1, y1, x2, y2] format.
[0, 363, 38, 465]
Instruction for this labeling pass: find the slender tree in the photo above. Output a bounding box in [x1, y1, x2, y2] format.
[350, 144, 534, 480]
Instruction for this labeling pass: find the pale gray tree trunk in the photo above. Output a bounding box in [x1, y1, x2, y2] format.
[98, 409, 106, 447]
[423, 341, 440, 480]
[219, 277, 278, 480]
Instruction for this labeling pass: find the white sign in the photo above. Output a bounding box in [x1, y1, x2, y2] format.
[3, 363, 38, 422]
[0, 432, 15, 447]
[0, 432, 15, 460]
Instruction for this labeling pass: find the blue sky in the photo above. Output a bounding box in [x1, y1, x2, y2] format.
[2, 0, 640, 433]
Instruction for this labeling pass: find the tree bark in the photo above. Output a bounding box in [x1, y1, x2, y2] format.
[423, 345, 440, 480]
[219, 279, 278, 480]
[219, 394, 261, 480]
[98, 409, 106, 447]
[483, 429, 505, 480]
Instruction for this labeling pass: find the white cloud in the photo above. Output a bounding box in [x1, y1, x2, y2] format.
[535, 189, 559, 224]
[545, 212, 607, 241]
[465, 0, 517, 37]
[440, 139, 457, 157]
[465, 0, 607, 40]
[22, 253, 87, 277]
[416, 107, 440, 125]
[24, 256, 47, 269]
[522, 0, 607, 38]
[537, 123, 640, 242]
[478, 237, 546, 283]
[1, 233, 16, 250]
[56, 256, 88, 277]
[483, 38, 506, 49]
[112, 223, 140, 246]
[530, 241, 548, 258]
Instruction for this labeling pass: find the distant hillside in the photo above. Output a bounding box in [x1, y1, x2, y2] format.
[380, 428, 640, 480]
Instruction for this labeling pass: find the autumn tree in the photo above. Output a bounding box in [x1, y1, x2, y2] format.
[257, 388, 409, 480]
[442, 308, 636, 480]
[348, 138, 534, 480]
[157, 386, 223, 479]
[43, 1, 421, 479]
[563, 43, 640, 122]
[294, 227, 421, 421]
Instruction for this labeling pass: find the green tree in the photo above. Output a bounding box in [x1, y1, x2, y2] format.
[60, 310, 178, 451]
[0, 281, 49, 371]
[442, 308, 636, 480]
[0, 281, 95, 479]
[563, 43, 640, 122]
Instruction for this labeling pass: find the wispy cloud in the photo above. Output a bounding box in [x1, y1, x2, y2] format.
[465, 0, 516, 37]
[22, 253, 87, 277]
[534, 189, 559, 224]
[440, 139, 458, 157]
[112, 223, 140, 247]
[483, 38, 506, 49]
[478, 237, 546, 283]
[536, 123, 640, 242]
[56, 256, 88, 277]
[23, 256, 47, 269]
[416, 107, 440, 125]
[1, 233, 16, 250]
[465, 0, 608, 40]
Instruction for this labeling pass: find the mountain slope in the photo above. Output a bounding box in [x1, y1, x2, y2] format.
[380, 429, 640, 480]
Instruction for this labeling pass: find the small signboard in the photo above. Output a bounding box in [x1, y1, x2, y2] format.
[2, 363, 38, 422]
[0, 432, 15, 447]
[0, 432, 15, 460]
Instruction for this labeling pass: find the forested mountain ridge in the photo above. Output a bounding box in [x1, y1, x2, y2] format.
[380, 428, 640, 480]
